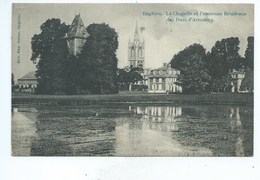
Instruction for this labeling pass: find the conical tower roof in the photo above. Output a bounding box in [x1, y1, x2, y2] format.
[67, 14, 88, 39]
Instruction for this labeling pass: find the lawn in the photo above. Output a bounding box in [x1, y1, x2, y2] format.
[12, 91, 253, 106]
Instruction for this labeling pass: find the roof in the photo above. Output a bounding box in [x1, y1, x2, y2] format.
[148, 74, 179, 78]
[18, 71, 36, 80]
[67, 14, 88, 39]
[152, 66, 179, 72]
[148, 66, 180, 78]
[230, 69, 245, 75]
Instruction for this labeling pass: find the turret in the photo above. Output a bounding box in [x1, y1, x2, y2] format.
[67, 14, 88, 56]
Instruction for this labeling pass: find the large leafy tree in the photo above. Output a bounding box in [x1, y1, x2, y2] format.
[31, 18, 69, 94]
[117, 66, 143, 91]
[241, 36, 254, 92]
[170, 44, 211, 94]
[206, 37, 243, 92]
[12, 73, 14, 85]
[244, 36, 254, 70]
[78, 23, 119, 94]
[240, 67, 253, 92]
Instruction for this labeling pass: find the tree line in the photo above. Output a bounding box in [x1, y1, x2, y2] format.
[31, 18, 253, 95]
[170, 37, 254, 94]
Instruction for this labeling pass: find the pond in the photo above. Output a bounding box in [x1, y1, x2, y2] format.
[12, 104, 253, 156]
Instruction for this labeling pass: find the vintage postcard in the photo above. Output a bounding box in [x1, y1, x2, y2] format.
[11, 3, 254, 156]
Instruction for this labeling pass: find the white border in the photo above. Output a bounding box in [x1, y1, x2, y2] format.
[1, 0, 259, 180]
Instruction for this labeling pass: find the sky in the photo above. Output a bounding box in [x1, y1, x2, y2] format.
[12, 3, 254, 80]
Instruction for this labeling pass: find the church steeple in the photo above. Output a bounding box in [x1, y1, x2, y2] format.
[134, 21, 140, 41]
[128, 21, 145, 68]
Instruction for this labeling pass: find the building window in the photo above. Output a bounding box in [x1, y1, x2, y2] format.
[158, 84, 162, 90]
[131, 46, 135, 57]
[153, 78, 156, 83]
[152, 84, 157, 90]
[138, 47, 142, 57]
[156, 78, 159, 82]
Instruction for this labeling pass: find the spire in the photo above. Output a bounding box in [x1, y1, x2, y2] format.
[67, 14, 88, 39]
[134, 21, 140, 40]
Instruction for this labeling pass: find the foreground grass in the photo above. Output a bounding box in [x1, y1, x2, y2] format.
[12, 91, 253, 106]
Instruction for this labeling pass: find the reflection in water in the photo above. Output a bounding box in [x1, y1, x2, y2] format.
[12, 108, 38, 156]
[229, 107, 245, 156]
[11, 104, 253, 156]
[115, 106, 213, 156]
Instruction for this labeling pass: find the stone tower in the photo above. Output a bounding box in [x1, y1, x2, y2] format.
[67, 14, 88, 56]
[128, 21, 145, 68]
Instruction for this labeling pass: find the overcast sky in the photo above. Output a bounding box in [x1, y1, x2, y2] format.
[12, 3, 254, 80]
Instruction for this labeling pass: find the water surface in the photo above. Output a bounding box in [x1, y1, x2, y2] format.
[12, 104, 253, 156]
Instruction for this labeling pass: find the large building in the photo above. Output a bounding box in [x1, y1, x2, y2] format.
[230, 69, 245, 93]
[66, 14, 88, 56]
[128, 21, 145, 68]
[17, 71, 38, 93]
[147, 63, 182, 94]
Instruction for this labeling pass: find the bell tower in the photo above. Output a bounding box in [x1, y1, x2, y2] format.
[128, 21, 145, 68]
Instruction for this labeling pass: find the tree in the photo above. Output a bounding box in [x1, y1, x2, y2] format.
[244, 36, 254, 70]
[31, 18, 69, 94]
[170, 44, 211, 94]
[117, 66, 143, 91]
[78, 23, 119, 94]
[206, 37, 243, 92]
[240, 36, 254, 92]
[240, 67, 253, 92]
[12, 73, 14, 85]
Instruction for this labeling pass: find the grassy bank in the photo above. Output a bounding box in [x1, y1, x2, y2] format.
[12, 91, 253, 106]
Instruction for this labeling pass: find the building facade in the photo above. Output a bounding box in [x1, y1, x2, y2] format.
[17, 71, 38, 93]
[230, 69, 245, 93]
[148, 63, 182, 94]
[67, 14, 88, 56]
[128, 22, 145, 68]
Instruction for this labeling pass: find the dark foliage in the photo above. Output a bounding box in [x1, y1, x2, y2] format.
[117, 66, 143, 91]
[241, 36, 254, 92]
[170, 44, 211, 94]
[206, 37, 244, 92]
[78, 23, 119, 94]
[31, 18, 69, 94]
[31, 20, 119, 94]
